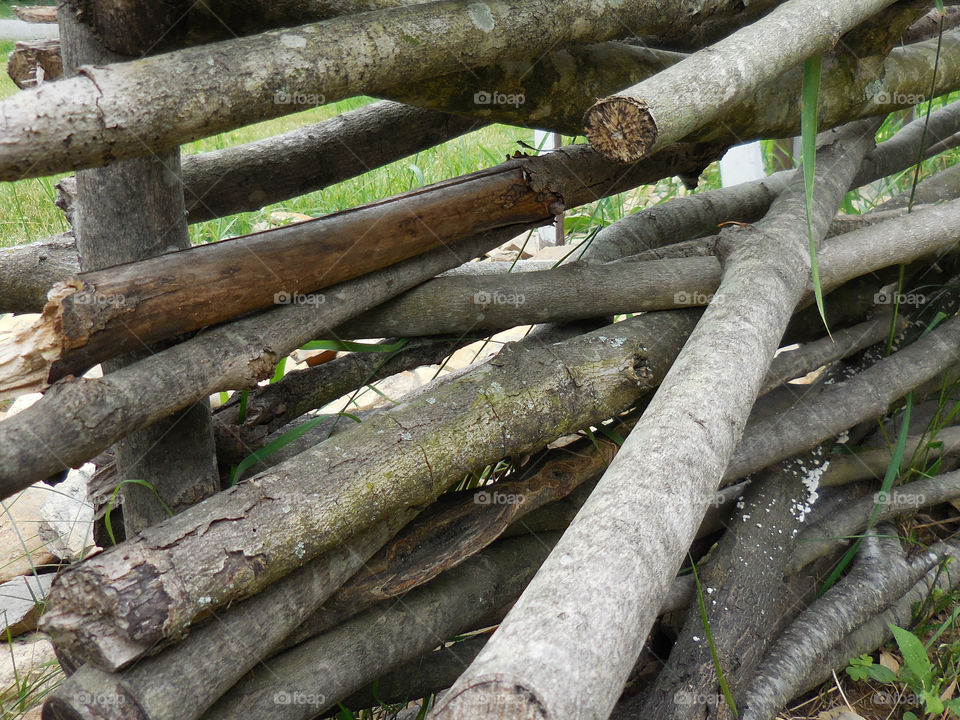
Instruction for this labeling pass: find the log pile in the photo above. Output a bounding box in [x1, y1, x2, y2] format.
[0, 1, 959, 719]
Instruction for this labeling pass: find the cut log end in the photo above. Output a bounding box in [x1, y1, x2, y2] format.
[583, 97, 658, 165]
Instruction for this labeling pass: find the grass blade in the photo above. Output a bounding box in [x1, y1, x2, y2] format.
[801, 55, 827, 332]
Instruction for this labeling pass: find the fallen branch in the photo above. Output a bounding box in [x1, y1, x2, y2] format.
[584, 0, 898, 163]
[0, 141, 720, 396]
[0, 0, 739, 179]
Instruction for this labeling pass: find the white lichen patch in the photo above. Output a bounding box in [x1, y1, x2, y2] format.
[467, 2, 495, 32]
[294, 541, 306, 559]
[280, 34, 308, 49]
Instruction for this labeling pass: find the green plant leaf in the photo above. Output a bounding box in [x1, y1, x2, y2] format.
[690, 555, 738, 717]
[889, 623, 933, 687]
[300, 339, 409, 353]
[801, 55, 828, 333]
[231, 412, 361, 484]
[103, 479, 173, 546]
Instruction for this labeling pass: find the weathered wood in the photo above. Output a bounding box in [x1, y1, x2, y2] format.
[39, 310, 698, 672]
[67, 0, 781, 53]
[0, 141, 721, 397]
[6, 39, 62, 89]
[201, 533, 561, 720]
[12, 5, 57, 22]
[0, 0, 745, 180]
[330, 198, 960, 338]
[0, 233, 76, 313]
[41, 515, 414, 720]
[584, 0, 898, 163]
[213, 335, 482, 467]
[58, 4, 219, 535]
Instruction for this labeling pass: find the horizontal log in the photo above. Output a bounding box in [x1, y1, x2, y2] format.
[0, 0, 745, 180]
[12, 5, 57, 22]
[40, 310, 698, 671]
[329, 198, 960, 338]
[201, 533, 561, 720]
[69, 0, 781, 54]
[0, 141, 721, 398]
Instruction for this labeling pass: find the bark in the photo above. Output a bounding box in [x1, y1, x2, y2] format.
[878, 160, 960, 210]
[39, 310, 698, 672]
[638, 448, 833, 719]
[790, 466, 960, 572]
[11, 6, 57, 22]
[903, 5, 960, 44]
[0, 141, 721, 396]
[725, 315, 960, 484]
[760, 315, 897, 394]
[818, 425, 960, 488]
[279, 430, 620, 649]
[59, 5, 218, 533]
[0, 0, 744, 180]
[579, 97, 960, 265]
[430, 121, 878, 720]
[214, 335, 482, 467]
[200, 533, 561, 720]
[0, 142, 715, 498]
[69, 0, 782, 53]
[740, 529, 938, 720]
[340, 634, 489, 712]
[41, 515, 413, 720]
[584, 0, 898, 163]
[179, 101, 479, 223]
[772, 535, 960, 710]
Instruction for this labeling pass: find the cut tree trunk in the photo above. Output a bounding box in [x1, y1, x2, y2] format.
[0, 140, 714, 498]
[58, 5, 219, 534]
[584, 0, 898, 163]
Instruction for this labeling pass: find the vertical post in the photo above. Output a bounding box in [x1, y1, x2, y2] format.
[533, 130, 564, 248]
[718, 141, 766, 187]
[58, 4, 218, 537]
